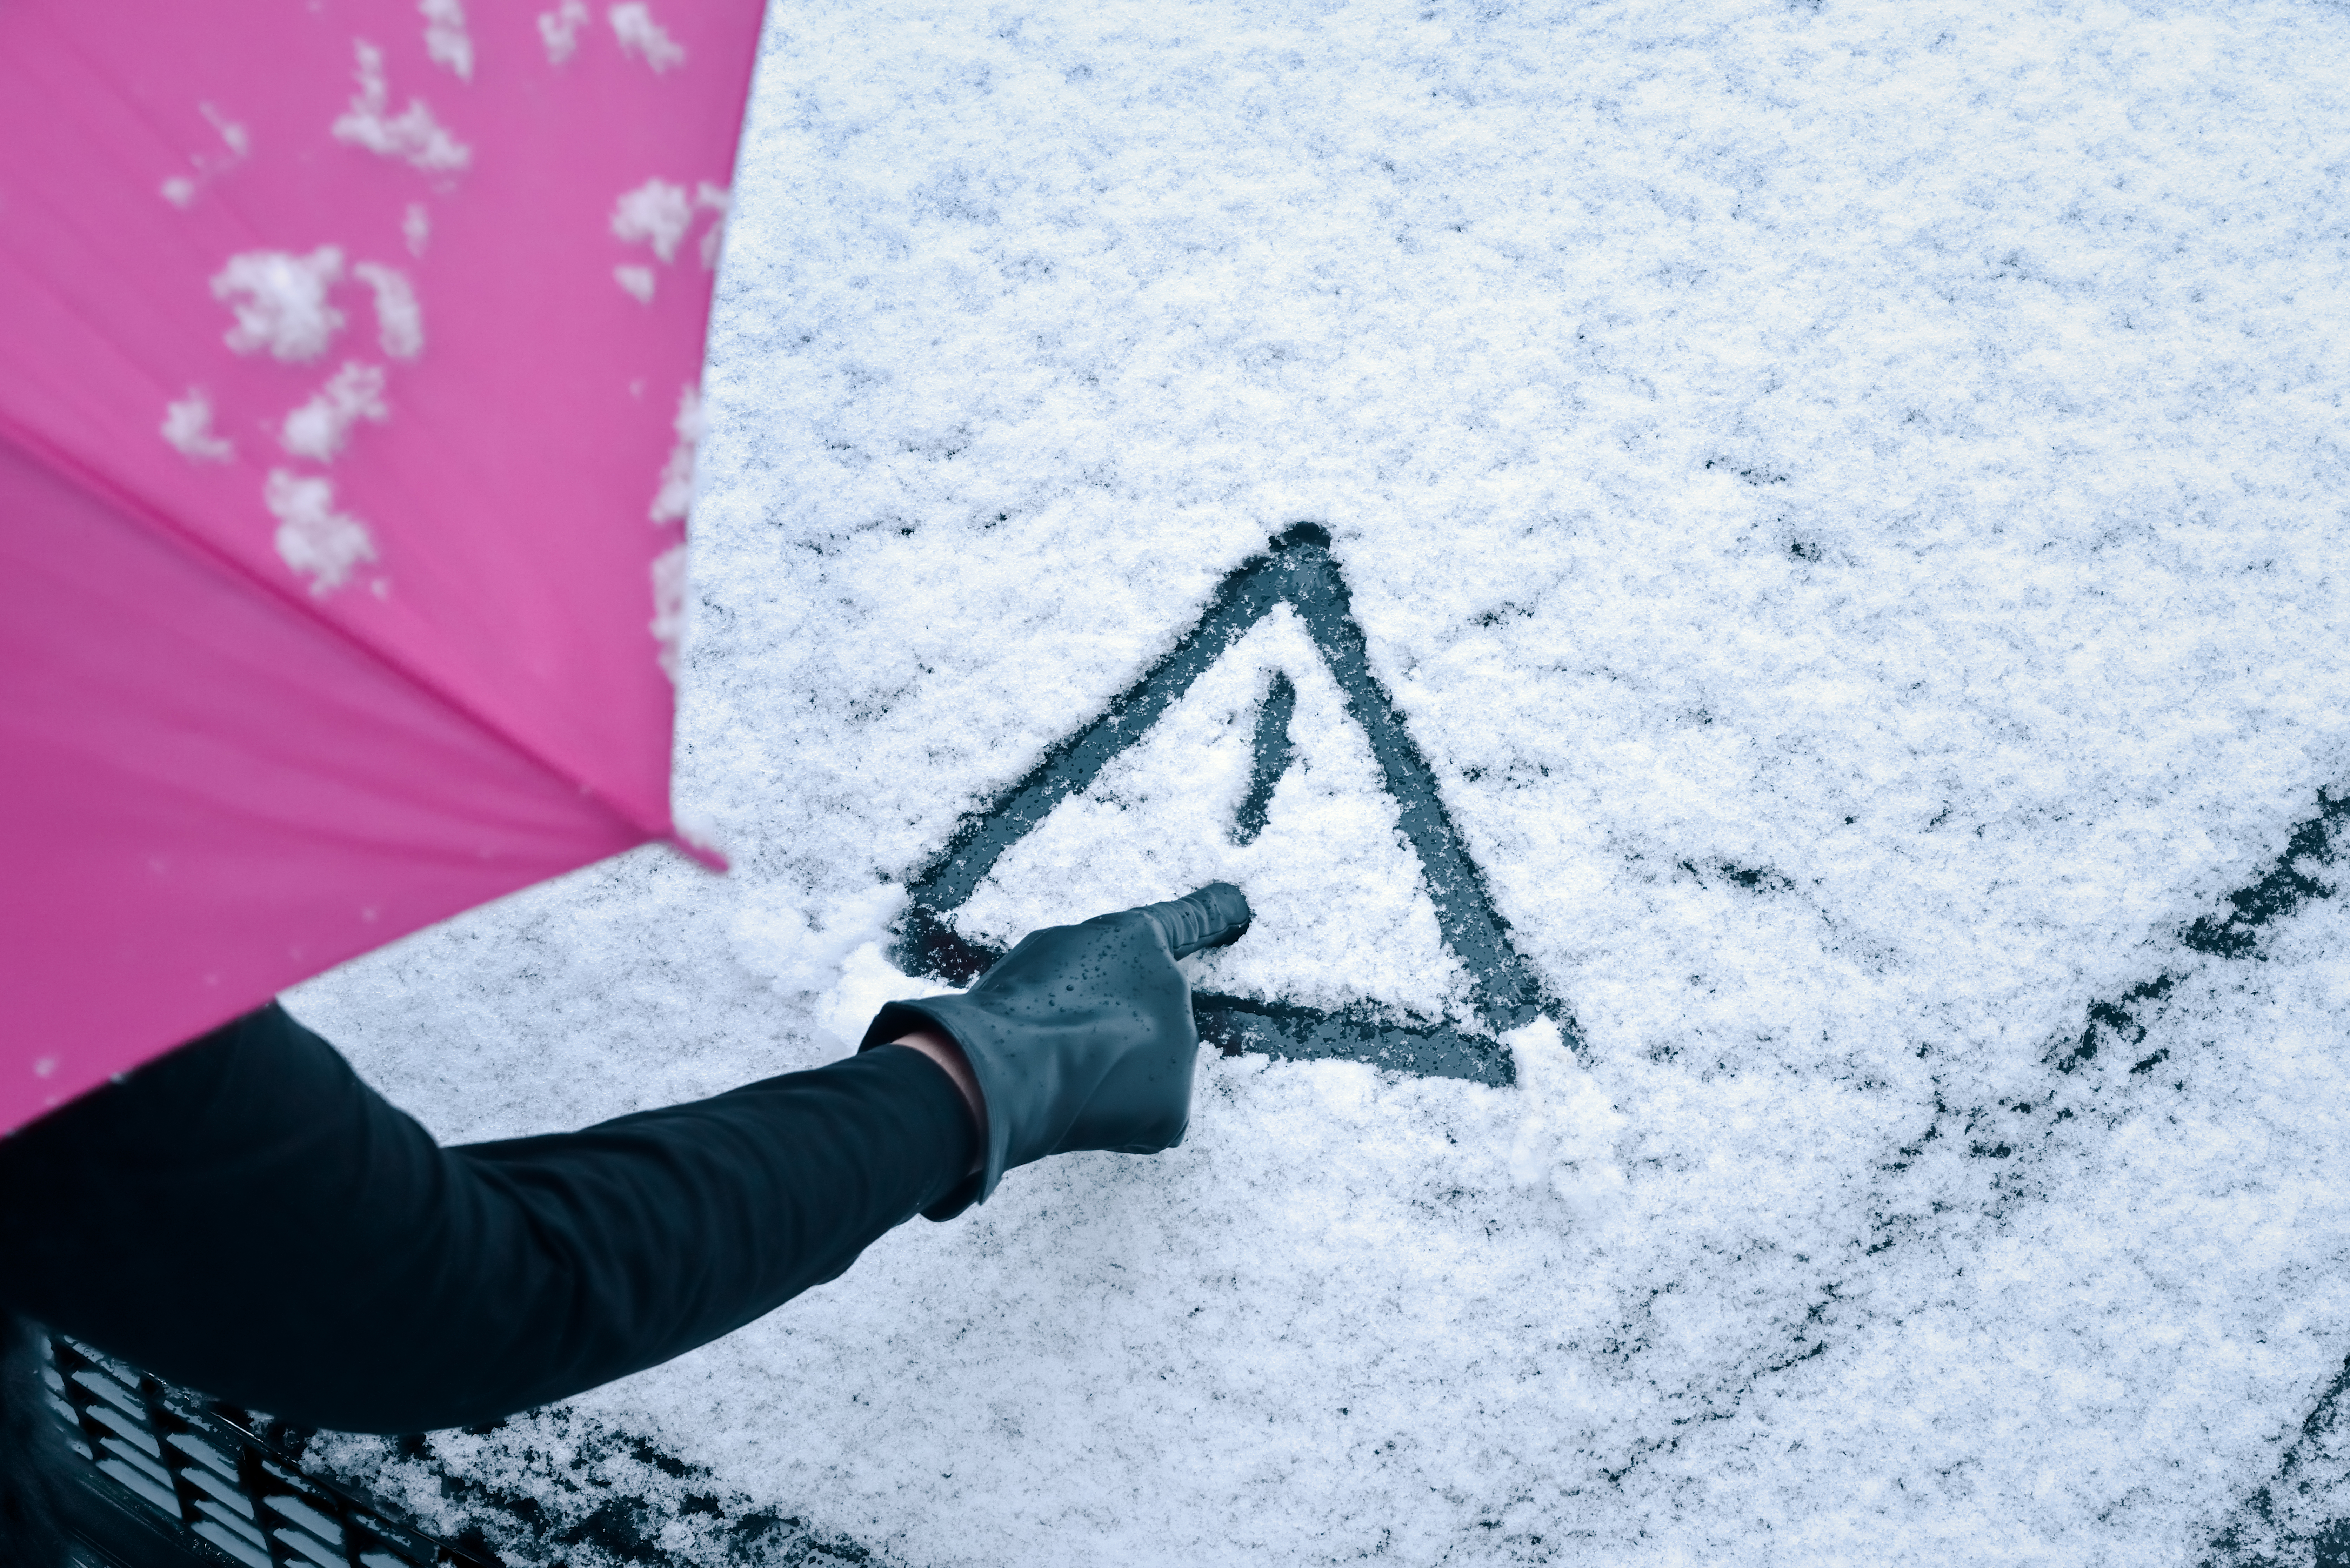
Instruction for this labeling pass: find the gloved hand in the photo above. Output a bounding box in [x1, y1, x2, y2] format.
[861, 883, 1253, 1219]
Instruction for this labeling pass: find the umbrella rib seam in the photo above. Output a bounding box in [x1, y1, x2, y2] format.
[0, 417, 663, 846]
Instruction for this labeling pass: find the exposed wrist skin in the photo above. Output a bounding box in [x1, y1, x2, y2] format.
[888, 1026, 987, 1174]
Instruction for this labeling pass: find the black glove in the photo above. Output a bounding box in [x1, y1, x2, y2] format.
[862, 883, 1253, 1219]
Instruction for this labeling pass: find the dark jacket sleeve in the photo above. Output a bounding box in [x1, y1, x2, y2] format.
[0, 1003, 976, 1434]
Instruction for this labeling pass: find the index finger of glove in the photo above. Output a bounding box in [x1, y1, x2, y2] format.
[1128, 883, 1253, 959]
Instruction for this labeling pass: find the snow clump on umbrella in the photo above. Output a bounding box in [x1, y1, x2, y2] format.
[331, 41, 470, 173]
[263, 471, 375, 593]
[352, 263, 423, 360]
[279, 363, 390, 463]
[609, 4, 685, 73]
[211, 248, 346, 363]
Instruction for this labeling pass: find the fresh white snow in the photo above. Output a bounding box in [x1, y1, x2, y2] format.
[612, 179, 696, 264]
[539, 1, 592, 67]
[265, 469, 377, 592]
[613, 262, 658, 303]
[352, 262, 425, 360]
[160, 389, 234, 463]
[279, 362, 390, 463]
[332, 40, 472, 174]
[609, 2, 688, 73]
[286, 0, 2350, 1560]
[211, 248, 347, 364]
[159, 105, 250, 209]
[650, 386, 704, 524]
[421, 0, 476, 83]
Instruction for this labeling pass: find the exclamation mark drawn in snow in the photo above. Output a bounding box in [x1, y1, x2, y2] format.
[893, 524, 1573, 1087]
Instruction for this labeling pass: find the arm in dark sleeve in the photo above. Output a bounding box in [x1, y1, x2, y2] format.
[0, 1003, 976, 1434]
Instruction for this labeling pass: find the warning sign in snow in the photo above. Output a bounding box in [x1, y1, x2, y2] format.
[897, 524, 1561, 1086]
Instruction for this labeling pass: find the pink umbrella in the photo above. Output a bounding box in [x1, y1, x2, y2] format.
[0, 1, 762, 1134]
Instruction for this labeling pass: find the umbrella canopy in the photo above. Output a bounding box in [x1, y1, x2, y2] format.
[0, 1, 762, 1134]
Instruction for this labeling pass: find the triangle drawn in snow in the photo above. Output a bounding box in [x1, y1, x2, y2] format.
[893, 524, 1574, 1087]
[953, 607, 1472, 1024]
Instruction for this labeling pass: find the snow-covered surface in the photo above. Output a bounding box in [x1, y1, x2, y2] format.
[287, 0, 2350, 1560]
